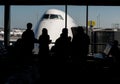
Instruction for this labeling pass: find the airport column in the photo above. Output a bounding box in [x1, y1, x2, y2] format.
[4, 3, 10, 49]
[65, 2, 67, 28]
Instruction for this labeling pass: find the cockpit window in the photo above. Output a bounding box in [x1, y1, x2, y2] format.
[50, 14, 58, 19]
[58, 15, 64, 20]
[42, 14, 64, 20]
[42, 14, 49, 19]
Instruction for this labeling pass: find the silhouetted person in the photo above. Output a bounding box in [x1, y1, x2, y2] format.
[54, 28, 71, 64]
[38, 28, 51, 80]
[108, 40, 120, 67]
[71, 26, 90, 65]
[13, 38, 24, 66]
[21, 22, 35, 65]
[66, 36, 72, 63]
[38, 28, 51, 58]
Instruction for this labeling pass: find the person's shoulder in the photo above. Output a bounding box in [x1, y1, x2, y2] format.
[22, 30, 26, 35]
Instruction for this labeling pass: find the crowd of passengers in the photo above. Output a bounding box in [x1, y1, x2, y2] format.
[8, 22, 120, 67]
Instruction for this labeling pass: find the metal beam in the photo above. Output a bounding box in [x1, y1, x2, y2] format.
[86, 5, 88, 34]
[4, 4, 10, 48]
[65, 4, 67, 28]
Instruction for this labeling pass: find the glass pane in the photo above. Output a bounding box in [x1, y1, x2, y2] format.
[88, 6, 120, 28]
[10, 5, 65, 42]
[0, 6, 4, 44]
[68, 6, 86, 27]
[10, 5, 65, 54]
[88, 6, 120, 53]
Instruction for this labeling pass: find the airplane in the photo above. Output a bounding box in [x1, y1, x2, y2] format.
[0, 29, 23, 37]
[33, 9, 78, 53]
[11, 29, 23, 36]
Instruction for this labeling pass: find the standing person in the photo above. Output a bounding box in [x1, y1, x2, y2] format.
[21, 22, 35, 65]
[54, 28, 71, 64]
[38, 28, 51, 59]
[38, 28, 51, 79]
[108, 40, 120, 66]
[71, 26, 90, 65]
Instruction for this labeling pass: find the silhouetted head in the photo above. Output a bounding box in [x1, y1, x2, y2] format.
[27, 23, 32, 30]
[62, 28, 68, 34]
[112, 40, 119, 46]
[42, 28, 48, 35]
[77, 26, 84, 34]
[61, 28, 68, 37]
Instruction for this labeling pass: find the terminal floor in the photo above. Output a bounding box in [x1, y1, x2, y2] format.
[0, 56, 120, 84]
